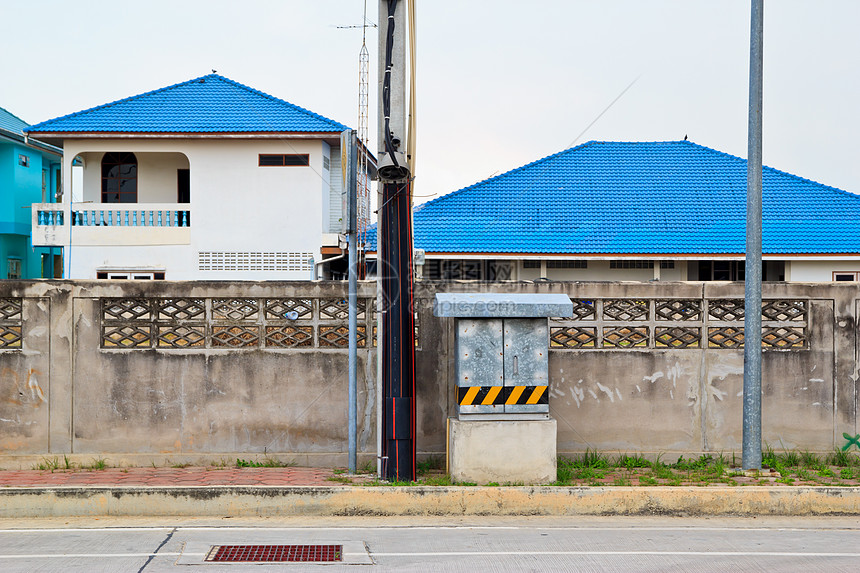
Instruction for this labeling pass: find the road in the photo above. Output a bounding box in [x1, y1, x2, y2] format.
[0, 516, 858, 572]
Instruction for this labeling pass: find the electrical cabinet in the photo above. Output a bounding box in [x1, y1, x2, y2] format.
[436, 293, 572, 418]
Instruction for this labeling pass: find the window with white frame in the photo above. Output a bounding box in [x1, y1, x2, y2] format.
[833, 272, 860, 282]
[96, 271, 165, 280]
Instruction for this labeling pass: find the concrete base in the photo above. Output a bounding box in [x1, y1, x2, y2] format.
[448, 417, 556, 485]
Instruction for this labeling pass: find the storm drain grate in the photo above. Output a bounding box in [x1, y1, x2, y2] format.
[205, 544, 342, 563]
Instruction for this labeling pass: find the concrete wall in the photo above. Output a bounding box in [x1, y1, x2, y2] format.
[413, 280, 860, 457]
[0, 281, 377, 466]
[1, 279, 859, 467]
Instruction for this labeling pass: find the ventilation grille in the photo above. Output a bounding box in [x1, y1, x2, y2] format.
[198, 252, 313, 272]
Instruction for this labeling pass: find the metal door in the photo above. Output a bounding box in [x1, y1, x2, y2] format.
[456, 319, 504, 414]
[503, 319, 549, 413]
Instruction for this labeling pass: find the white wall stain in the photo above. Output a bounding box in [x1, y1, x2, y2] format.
[736, 390, 744, 397]
[809, 378, 825, 383]
[670, 390, 674, 400]
[710, 385, 728, 401]
[636, 385, 641, 393]
[643, 372, 664, 383]
[667, 362, 682, 388]
[596, 382, 615, 403]
[587, 389, 598, 401]
[615, 388, 623, 401]
[572, 384, 585, 408]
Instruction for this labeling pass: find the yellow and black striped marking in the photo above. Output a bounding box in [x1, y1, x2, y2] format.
[458, 385, 548, 406]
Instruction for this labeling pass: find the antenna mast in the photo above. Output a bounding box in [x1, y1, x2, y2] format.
[356, 0, 372, 278]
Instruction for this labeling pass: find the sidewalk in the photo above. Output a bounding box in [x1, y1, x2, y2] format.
[0, 466, 342, 487]
[2, 465, 860, 519]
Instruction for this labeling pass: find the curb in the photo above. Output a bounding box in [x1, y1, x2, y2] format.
[3, 486, 860, 518]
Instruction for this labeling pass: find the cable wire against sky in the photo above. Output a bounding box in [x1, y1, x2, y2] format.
[566, 76, 641, 149]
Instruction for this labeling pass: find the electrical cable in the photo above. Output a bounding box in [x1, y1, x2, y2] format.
[382, 0, 400, 169]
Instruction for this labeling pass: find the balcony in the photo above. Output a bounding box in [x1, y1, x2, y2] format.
[32, 203, 191, 247]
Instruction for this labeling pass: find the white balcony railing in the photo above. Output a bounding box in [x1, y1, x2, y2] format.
[32, 203, 192, 247]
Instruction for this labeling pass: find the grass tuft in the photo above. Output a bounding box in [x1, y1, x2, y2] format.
[236, 457, 296, 468]
[87, 458, 108, 470]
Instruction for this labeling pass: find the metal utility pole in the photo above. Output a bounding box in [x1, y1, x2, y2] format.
[743, 0, 764, 471]
[377, 0, 415, 481]
[342, 130, 359, 474]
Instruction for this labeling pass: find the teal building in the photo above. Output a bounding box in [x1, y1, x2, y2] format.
[0, 107, 62, 278]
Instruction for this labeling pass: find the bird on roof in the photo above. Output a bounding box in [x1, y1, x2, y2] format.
[684, 134, 688, 141]
[212, 69, 217, 74]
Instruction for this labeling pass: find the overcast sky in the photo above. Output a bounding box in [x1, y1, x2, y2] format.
[3, 0, 859, 204]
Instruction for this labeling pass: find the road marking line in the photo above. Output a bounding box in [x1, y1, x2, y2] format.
[0, 528, 174, 533]
[2, 525, 859, 533]
[372, 551, 860, 558]
[0, 553, 185, 559]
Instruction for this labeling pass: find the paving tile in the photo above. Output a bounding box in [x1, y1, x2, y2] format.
[0, 466, 342, 488]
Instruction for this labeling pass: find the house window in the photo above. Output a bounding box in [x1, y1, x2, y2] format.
[546, 260, 587, 269]
[96, 271, 165, 280]
[323, 156, 330, 170]
[833, 272, 859, 282]
[697, 261, 745, 281]
[101, 152, 138, 203]
[424, 259, 511, 281]
[7, 258, 22, 279]
[522, 260, 541, 269]
[258, 154, 310, 167]
[610, 260, 654, 269]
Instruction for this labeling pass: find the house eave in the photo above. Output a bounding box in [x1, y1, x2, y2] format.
[364, 251, 860, 261]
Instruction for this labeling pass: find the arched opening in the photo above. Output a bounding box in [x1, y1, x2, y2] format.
[101, 152, 137, 203]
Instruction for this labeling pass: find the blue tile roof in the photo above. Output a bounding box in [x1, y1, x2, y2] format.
[0, 106, 29, 135]
[367, 140, 860, 255]
[25, 74, 348, 134]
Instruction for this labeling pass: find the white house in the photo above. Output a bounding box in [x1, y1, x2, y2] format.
[26, 74, 371, 280]
[368, 140, 860, 283]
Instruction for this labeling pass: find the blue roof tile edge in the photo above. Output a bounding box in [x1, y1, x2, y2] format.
[25, 74, 349, 133]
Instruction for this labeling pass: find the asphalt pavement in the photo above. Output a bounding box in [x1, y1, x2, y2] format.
[1, 516, 859, 572]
